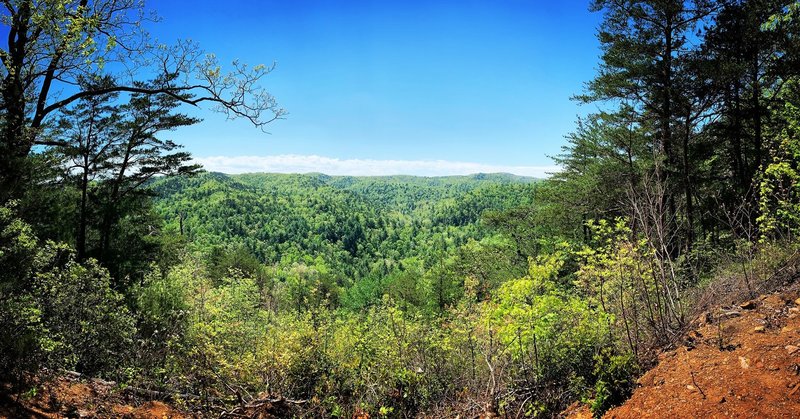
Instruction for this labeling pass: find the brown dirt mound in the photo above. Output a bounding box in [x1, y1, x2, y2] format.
[604, 290, 800, 418]
[0, 375, 190, 418]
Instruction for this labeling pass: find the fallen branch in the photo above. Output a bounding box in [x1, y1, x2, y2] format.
[681, 355, 706, 400]
[248, 396, 308, 407]
[218, 395, 309, 419]
[123, 385, 204, 402]
[689, 369, 706, 399]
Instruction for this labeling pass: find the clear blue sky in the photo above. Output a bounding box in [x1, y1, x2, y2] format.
[148, 0, 602, 176]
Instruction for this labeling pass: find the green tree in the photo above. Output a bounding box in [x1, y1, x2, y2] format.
[0, 0, 285, 201]
[53, 74, 199, 285]
[0, 203, 134, 382]
[758, 79, 800, 239]
[56, 75, 119, 260]
[93, 75, 200, 264]
[581, 0, 715, 254]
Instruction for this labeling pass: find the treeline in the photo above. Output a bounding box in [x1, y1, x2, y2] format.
[561, 0, 800, 247]
[2, 1, 800, 418]
[542, 0, 800, 354]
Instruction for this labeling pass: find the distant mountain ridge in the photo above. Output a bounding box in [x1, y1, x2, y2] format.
[214, 171, 540, 182]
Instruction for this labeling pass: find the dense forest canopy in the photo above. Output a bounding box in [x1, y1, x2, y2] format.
[2, 1, 800, 418]
[150, 172, 540, 310]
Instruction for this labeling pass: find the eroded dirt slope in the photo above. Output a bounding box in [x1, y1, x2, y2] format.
[606, 290, 800, 418]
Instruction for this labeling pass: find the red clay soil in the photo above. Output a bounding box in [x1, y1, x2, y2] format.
[0, 374, 309, 419]
[603, 290, 800, 418]
[0, 376, 190, 418]
[562, 401, 594, 419]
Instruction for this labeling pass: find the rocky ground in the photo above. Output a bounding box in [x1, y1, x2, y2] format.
[602, 288, 800, 418]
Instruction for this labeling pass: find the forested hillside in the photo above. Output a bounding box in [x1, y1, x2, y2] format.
[151, 172, 538, 310]
[2, 1, 800, 418]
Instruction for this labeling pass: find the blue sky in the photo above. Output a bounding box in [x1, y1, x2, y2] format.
[148, 1, 602, 176]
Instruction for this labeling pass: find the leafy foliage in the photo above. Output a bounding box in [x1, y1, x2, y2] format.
[0, 203, 135, 381]
[4, 1, 800, 418]
[759, 79, 800, 240]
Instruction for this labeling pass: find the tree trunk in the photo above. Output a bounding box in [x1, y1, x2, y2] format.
[661, 13, 680, 258]
[683, 113, 694, 253]
[732, 82, 747, 194]
[77, 161, 89, 261]
[0, 2, 33, 201]
[99, 137, 135, 262]
[751, 58, 762, 176]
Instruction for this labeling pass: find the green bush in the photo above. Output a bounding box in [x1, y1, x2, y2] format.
[0, 204, 135, 382]
[489, 252, 613, 415]
[590, 349, 638, 415]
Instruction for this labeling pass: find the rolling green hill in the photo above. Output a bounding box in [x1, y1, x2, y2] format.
[152, 172, 539, 283]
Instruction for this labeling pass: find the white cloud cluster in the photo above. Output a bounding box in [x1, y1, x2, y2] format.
[193, 155, 559, 177]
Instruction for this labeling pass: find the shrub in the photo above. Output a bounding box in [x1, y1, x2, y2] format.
[0, 203, 135, 382]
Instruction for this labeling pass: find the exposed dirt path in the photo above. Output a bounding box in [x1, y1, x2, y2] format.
[605, 290, 800, 418]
